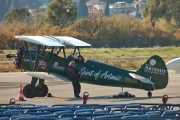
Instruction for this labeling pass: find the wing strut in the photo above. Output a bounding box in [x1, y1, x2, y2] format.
[72, 47, 80, 56]
[46, 46, 55, 75]
[73, 47, 77, 55]
[77, 47, 80, 55]
[62, 47, 66, 58]
[24, 42, 33, 70]
[49, 46, 54, 59]
[33, 44, 41, 71]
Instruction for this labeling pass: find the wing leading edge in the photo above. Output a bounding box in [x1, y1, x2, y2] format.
[25, 72, 71, 82]
[16, 36, 91, 47]
[51, 36, 91, 47]
[15, 36, 64, 47]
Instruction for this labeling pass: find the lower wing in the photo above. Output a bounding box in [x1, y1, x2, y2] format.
[25, 72, 71, 82]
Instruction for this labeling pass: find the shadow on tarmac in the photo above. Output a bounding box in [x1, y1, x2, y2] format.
[65, 95, 180, 102]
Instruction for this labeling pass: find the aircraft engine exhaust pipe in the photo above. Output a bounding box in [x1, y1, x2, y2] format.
[6, 54, 17, 58]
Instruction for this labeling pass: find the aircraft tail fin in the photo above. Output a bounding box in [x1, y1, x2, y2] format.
[136, 55, 168, 90]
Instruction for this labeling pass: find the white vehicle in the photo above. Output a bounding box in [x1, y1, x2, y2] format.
[166, 57, 180, 73]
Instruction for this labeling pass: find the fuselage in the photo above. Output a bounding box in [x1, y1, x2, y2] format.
[22, 50, 148, 90]
[22, 50, 168, 91]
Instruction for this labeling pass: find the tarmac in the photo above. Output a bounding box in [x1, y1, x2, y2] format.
[0, 70, 180, 106]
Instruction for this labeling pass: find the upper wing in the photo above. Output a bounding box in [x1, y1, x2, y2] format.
[129, 73, 155, 85]
[16, 36, 65, 47]
[15, 36, 91, 47]
[46, 36, 91, 47]
[25, 72, 71, 82]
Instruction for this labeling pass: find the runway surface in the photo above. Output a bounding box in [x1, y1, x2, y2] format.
[0, 70, 180, 106]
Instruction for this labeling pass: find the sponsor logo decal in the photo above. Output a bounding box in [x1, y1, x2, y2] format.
[144, 65, 166, 75]
[150, 59, 156, 66]
[39, 60, 47, 69]
[24, 59, 35, 62]
[143, 59, 167, 75]
[52, 62, 64, 71]
[79, 67, 121, 81]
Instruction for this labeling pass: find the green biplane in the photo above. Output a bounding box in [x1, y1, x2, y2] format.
[7, 36, 168, 98]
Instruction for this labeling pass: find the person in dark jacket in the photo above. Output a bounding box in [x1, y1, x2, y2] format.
[68, 61, 81, 98]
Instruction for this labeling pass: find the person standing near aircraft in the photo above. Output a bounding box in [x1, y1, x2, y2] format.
[68, 61, 81, 98]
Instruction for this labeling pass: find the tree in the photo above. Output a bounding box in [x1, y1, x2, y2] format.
[46, 0, 77, 27]
[77, 0, 88, 19]
[5, 7, 30, 24]
[143, 0, 180, 28]
[104, 0, 109, 17]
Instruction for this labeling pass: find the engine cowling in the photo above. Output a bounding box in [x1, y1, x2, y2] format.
[6, 46, 25, 69]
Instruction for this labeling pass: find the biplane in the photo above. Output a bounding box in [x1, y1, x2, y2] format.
[7, 36, 168, 98]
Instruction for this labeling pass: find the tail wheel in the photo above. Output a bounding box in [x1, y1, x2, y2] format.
[36, 84, 48, 97]
[148, 91, 152, 97]
[23, 84, 37, 98]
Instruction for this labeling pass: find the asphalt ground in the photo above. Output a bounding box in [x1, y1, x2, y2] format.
[0, 70, 180, 106]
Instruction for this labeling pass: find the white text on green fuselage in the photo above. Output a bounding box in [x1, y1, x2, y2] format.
[79, 67, 121, 81]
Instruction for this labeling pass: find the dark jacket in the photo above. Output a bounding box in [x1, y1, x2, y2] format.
[68, 66, 79, 80]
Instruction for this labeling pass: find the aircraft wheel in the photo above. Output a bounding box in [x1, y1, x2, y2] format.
[23, 84, 37, 98]
[36, 84, 48, 97]
[148, 91, 152, 97]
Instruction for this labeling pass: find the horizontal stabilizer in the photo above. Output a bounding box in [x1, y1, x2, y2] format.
[129, 73, 155, 85]
[25, 72, 71, 82]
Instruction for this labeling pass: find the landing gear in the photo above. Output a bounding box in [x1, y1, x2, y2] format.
[23, 84, 49, 98]
[148, 91, 152, 97]
[23, 84, 37, 98]
[36, 84, 48, 97]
